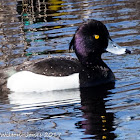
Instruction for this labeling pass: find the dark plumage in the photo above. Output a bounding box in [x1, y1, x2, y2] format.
[18, 57, 81, 76]
[1, 19, 131, 91]
[69, 19, 115, 87]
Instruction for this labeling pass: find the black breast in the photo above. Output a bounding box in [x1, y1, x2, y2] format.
[79, 64, 115, 88]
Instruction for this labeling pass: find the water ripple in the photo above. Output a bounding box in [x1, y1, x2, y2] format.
[0, 0, 140, 139]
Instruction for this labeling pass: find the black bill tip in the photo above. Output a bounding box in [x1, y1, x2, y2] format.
[125, 49, 131, 54]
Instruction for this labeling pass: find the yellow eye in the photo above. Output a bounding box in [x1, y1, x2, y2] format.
[94, 35, 99, 39]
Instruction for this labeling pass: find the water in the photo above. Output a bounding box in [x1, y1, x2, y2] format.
[0, 0, 140, 139]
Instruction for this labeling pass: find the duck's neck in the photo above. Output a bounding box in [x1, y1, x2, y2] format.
[78, 54, 115, 88]
[79, 54, 107, 68]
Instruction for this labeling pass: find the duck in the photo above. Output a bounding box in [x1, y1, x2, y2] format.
[1, 19, 131, 92]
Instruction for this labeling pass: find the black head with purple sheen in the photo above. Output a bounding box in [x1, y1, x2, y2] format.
[69, 20, 110, 64]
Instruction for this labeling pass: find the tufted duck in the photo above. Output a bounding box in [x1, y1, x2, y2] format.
[2, 19, 131, 92]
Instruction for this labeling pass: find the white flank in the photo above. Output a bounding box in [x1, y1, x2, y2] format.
[7, 71, 79, 92]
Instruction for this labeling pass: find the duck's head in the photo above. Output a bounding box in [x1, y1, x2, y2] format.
[69, 19, 131, 64]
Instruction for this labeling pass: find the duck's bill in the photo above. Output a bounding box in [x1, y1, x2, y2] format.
[106, 39, 131, 55]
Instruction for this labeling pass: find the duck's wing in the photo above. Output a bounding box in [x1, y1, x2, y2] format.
[28, 57, 81, 76]
[11, 57, 81, 76]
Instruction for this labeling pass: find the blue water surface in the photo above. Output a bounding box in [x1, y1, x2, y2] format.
[0, 0, 140, 139]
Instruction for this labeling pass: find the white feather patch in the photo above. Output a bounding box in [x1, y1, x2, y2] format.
[7, 71, 79, 92]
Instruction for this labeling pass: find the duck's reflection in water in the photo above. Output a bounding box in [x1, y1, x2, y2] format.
[76, 85, 116, 140]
